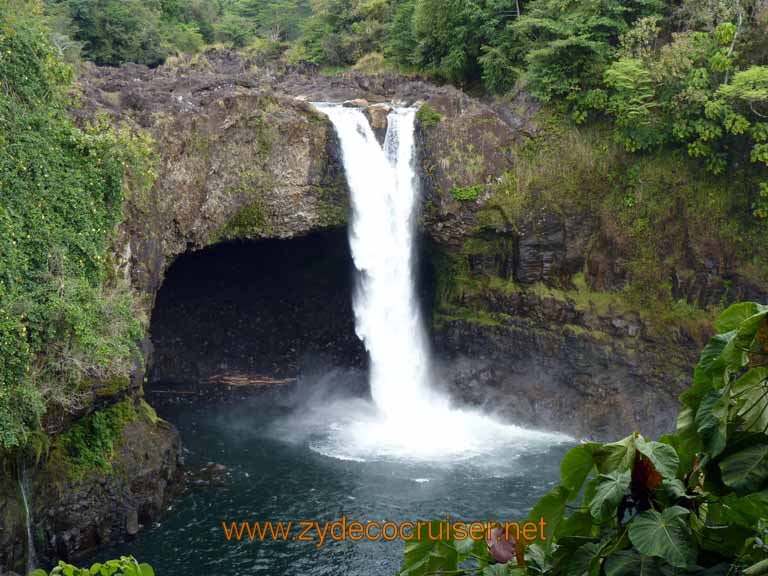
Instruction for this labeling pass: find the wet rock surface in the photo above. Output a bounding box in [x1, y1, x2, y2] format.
[434, 311, 693, 440]
[0, 413, 182, 572]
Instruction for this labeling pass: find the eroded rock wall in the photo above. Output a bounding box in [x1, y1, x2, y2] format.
[416, 91, 767, 440]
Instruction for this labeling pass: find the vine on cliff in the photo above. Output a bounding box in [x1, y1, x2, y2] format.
[0, 2, 148, 451]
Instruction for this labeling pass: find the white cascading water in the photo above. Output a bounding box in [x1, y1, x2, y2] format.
[19, 469, 37, 574]
[307, 104, 569, 461]
[314, 105, 436, 418]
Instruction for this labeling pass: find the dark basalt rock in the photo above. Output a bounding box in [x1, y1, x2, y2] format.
[0, 416, 182, 572]
[363, 103, 391, 146]
[516, 213, 566, 284]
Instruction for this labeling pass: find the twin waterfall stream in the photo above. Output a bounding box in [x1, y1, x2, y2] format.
[312, 105, 433, 418]
[312, 103, 567, 461]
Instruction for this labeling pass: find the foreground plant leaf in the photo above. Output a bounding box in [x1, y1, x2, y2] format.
[594, 435, 637, 474]
[399, 519, 458, 576]
[590, 470, 631, 521]
[604, 550, 665, 576]
[635, 437, 679, 480]
[627, 507, 696, 568]
[719, 443, 768, 495]
[695, 388, 730, 458]
[561, 443, 597, 497]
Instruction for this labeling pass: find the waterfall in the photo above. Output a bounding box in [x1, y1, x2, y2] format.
[314, 104, 438, 418]
[309, 103, 570, 460]
[19, 468, 37, 574]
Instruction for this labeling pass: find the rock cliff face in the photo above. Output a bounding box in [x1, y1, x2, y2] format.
[78, 64, 349, 307]
[415, 90, 766, 440]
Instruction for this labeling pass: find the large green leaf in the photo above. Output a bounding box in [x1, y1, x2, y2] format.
[635, 437, 680, 479]
[673, 407, 703, 473]
[455, 532, 491, 567]
[526, 542, 553, 574]
[734, 367, 768, 433]
[734, 366, 768, 395]
[719, 443, 768, 495]
[695, 388, 730, 458]
[723, 311, 768, 370]
[483, 565, 514, 576]
[715, 302, 767, 333]
[399, 519, 458, 576]
[589, 470, 631, 521]
[567, 542, 602, 576]
[627, 507, 696, 568]
[697, 330, 735, 376]
[697, 522, 756, 556]
[561, 443, 597, 497]
[528, 486, 569, 546]
[604, 550, 665, 576]
[594, 435, 637, 474]
[556, 510, 595, 539]
[717, 489, 768, 526]
[745, 558, 768, 576]
[681, 365, 717, 410]
[662, 478, 687, 500]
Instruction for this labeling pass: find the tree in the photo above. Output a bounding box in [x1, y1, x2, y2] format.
[386, 0, 417, 65]
[48, 0, 169, 66]
[301, 0, 392, 66]
[234, 0, 310, 42]
[513, 0, 665, 101]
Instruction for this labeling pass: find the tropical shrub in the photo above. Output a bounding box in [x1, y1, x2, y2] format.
[30, 556, 154, 576]
[399, 302, 768, 575]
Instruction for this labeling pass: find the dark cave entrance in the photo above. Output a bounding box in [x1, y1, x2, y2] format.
[148, 229, 367, 387]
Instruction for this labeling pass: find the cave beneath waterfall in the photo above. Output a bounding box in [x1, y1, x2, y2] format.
[148, 229, 368, 388]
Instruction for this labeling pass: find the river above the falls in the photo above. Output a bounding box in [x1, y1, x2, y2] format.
[91, 385, 572, 575]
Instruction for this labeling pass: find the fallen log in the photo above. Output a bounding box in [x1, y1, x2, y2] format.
[205, 374, 297, 387]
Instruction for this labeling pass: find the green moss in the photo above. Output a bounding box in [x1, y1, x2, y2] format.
[318, 65, 350, 76]
[435, 306, 508, 328]
[138, 398, 159, 425]
[50, 398, 138, 481]
[216, 199, 272, 241]
[486, 275, 520, 295]
[92, 375, 131, 398]
[315, 185, 349, 226]
[416, 103, 443, 128]
[450, 184, 484, 202]
[479, 172, 531, 231]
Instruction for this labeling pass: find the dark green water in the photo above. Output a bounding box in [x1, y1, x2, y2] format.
[94, 386, 572, 575]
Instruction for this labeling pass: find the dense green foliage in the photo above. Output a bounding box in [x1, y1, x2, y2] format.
[47, 0, 392, 68]
[50, 397, 137, 479]
[31, 556, 154, 576]
[43, 0, 312, 64]
[399, 302, 768, 575]
[0, 1, 144, 450]
[44, 0, 768, 220]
